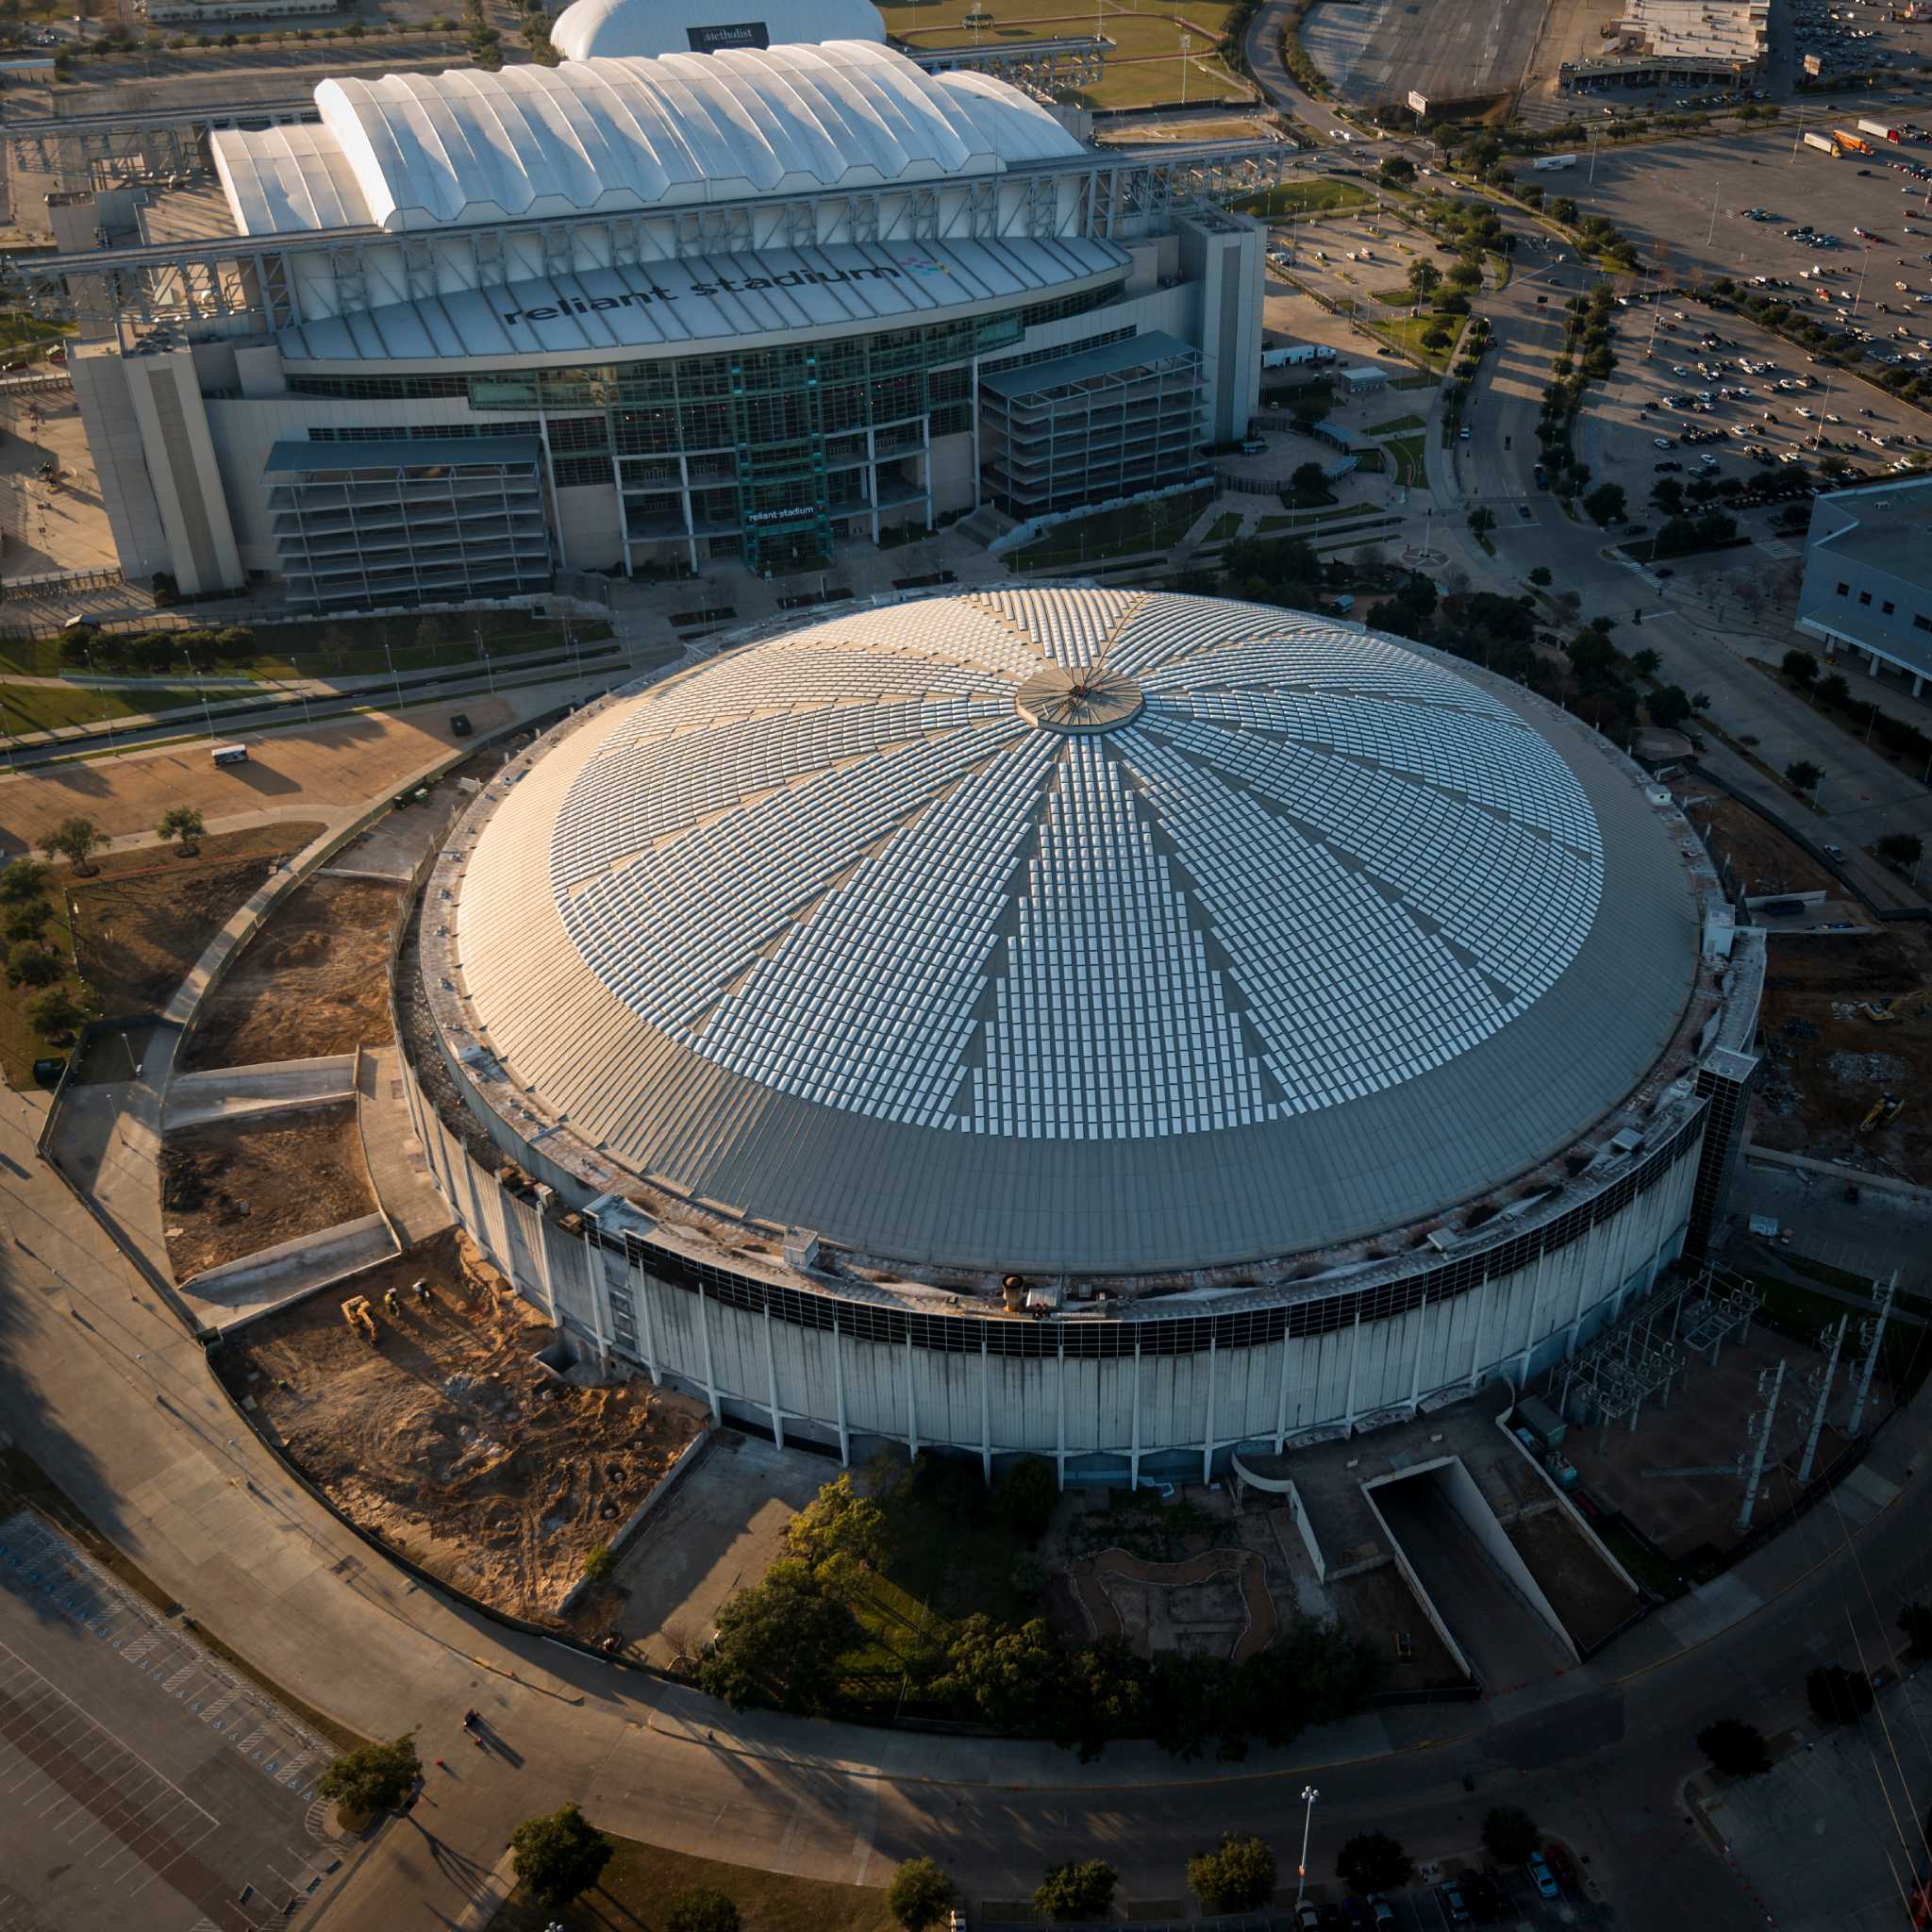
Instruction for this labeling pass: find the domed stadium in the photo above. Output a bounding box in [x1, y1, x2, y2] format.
[399, 590, 1762, 1480]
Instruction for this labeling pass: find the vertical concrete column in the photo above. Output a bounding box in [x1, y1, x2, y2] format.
[1130, 1335, 1143, 1486]
[904, 1329, 919, 1457]
[1344, 1307, 1362, 1432]
[980, 1326, 992, 1484]
[762, 1304, 784, 1451]
[1407, 1290, 1428, 1414]
[831, 1307, 850, 1467]
[1467, 1264, 1491, 1392]
[631, 1249, 658, 1383]
[1274, 1321, 1293, 1449]
[1200, 1333, 1217, 1485]
[1055, 1327, 1067, 1489]
[694, 1278, 721, 1424]
[1518, 1243, 1549, 1388]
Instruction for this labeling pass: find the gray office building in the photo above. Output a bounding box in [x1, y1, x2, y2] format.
[1793, 475, 1932, 693]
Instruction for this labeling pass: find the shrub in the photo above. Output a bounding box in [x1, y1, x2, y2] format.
[158, 807, 205, 855]
[666, 1890, 738, 1932]
[26, 988, 84, 1041]
[317, 1736, 419, 1816]
[1035, 1860, 1117, 1923]
[1481, 1806, 1540, 1865]
[40, 815, 104, 875]
[1336, 1831, 1414, 1894]
[1698, 1718, 1773, 1778]
[582, 1542, 616, 1584]
[995, 1456, 1058, 1541]
[886, 1857, 955, 1931]
[4, 901, 49, 944]
[1186, 1833, 1276, 1912]
[0, 859, 50, 906]
[7, 943, 63, 990]
[1807, 1664, 1874, 1725]
[508, 1803, 613, 1909]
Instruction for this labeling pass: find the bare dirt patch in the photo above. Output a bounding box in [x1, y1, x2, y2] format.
[179, 875, 401, 1072]
[1503, 1505, 1639, 1652]
[1328, 1561, 1465, 1691]
[74, 824, 325, 1013]
[1675, 788, 1833, 897]
[161, 1103, 373, 1279]
[1754, 928, 1932, 1178]
[221, 1232, 708, 1621]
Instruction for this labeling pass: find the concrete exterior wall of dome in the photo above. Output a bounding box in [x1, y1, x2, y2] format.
[379, 589, 1765, 1471]
[396, 1011, 1707, 1478]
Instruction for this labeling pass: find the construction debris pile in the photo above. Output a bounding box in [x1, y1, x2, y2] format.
[221, 1231, 707, 1619]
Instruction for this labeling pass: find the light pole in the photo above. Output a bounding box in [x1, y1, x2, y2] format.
[1295, 1785, 1320, 1907]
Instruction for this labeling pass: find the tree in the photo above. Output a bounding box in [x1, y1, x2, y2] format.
[887, 1857, 956, 1932]
[1421, 325, 1454, 351]
[1786, 760, 1823, 796]
[1583, 482, 1627, 525]
[5, 899, 50, 946]
[939, 1614, 1058, 1728]
[1647, 685, 1694, 731]
[508, 1802, 612, 1909]
[27, 988, 84, 1042]
[157, 807, 205, 856]
[1528, 565, 1553, 587]
[1878, 832, 1924, 873]
[1378, 155, 1416, 185]
[7, 943, 63, 991]
[40, 816, 104, 876]
[994, 1456, 1058, 1541]
[1289, 460, 1331, 507]
[1481, 1807, 1540, 1866]
[1698, 1718, 1773, 1778]
[1034, 1860, 1117, 1923]
[786, 1472, 886, 1578]
[1807, 1663, 1874, 1725]
[0, 859, 50, 905]
[1186, 1833, 1276, 1912]
[1407, 258, 1441, 300]
[1467, 507, 1496, 539]
[316, 1736, 420, 1817]
[666, 1888, 741, 1932]
[697, 1557, 853, 1714]
[1632, 647, 1661, 679]
[1335, 1831, 1415, 1894]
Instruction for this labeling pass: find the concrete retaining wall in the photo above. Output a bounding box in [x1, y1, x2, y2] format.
[555, 1424, 717, 1618]
[163, 1054, 355, 1129]
[184, 1211, 398, 1331]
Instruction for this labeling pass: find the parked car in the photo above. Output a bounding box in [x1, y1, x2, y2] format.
[1365, 1896, 1397, 1928]
[1438, 1878, 1473, 1924]
[1526, 1853, 1560, 1901]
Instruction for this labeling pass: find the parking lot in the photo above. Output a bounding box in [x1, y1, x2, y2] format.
[0, 1509, 352, 1931]
[1292, 1852, 1614, 1928]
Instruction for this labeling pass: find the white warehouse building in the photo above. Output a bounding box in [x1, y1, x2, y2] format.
[394, 589, 1765, 1484]
[41, 36, 1276, 604]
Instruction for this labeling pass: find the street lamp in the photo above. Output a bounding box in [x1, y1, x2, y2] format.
[1295, 1785, 1320, 1907]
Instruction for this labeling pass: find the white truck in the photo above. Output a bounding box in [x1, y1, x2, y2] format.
[1804, 130, 1840, 157]
[1859, 117, 1906, 143]
[1532, 153, 1577, 171]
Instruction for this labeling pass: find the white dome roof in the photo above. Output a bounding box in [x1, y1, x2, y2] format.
[551, 0, 884, 64]
[285, 42, 1078, 235]
[443, 591, 1700, 1272]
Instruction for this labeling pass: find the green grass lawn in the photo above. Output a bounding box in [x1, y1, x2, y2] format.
[1370, 288, 1421, 308]
[1204, 510, 1243, 542]
[1235, 178, 1370, 219]
[0, 612, 612, 687]
[1008, 490, 1213, 571]
[1367, 412, 1429, 435]
[494, 1834, 897, 1932]
[1071, 53, 1245, 108]
[0, 681, 205, 736]
[1383, 433, 1428, 488]
[1369, 312, 1455, 369]
[0, 309, 75, 360]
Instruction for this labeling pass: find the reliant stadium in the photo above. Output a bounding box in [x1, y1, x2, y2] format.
[392, 588, 1765, 1484]
[19, 0, 1290, 604]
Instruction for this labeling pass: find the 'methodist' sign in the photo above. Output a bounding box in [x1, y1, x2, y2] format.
[688, 20, 770, 50]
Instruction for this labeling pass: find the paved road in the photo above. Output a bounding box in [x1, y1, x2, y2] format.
[5, 1075, 1932, 1931]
